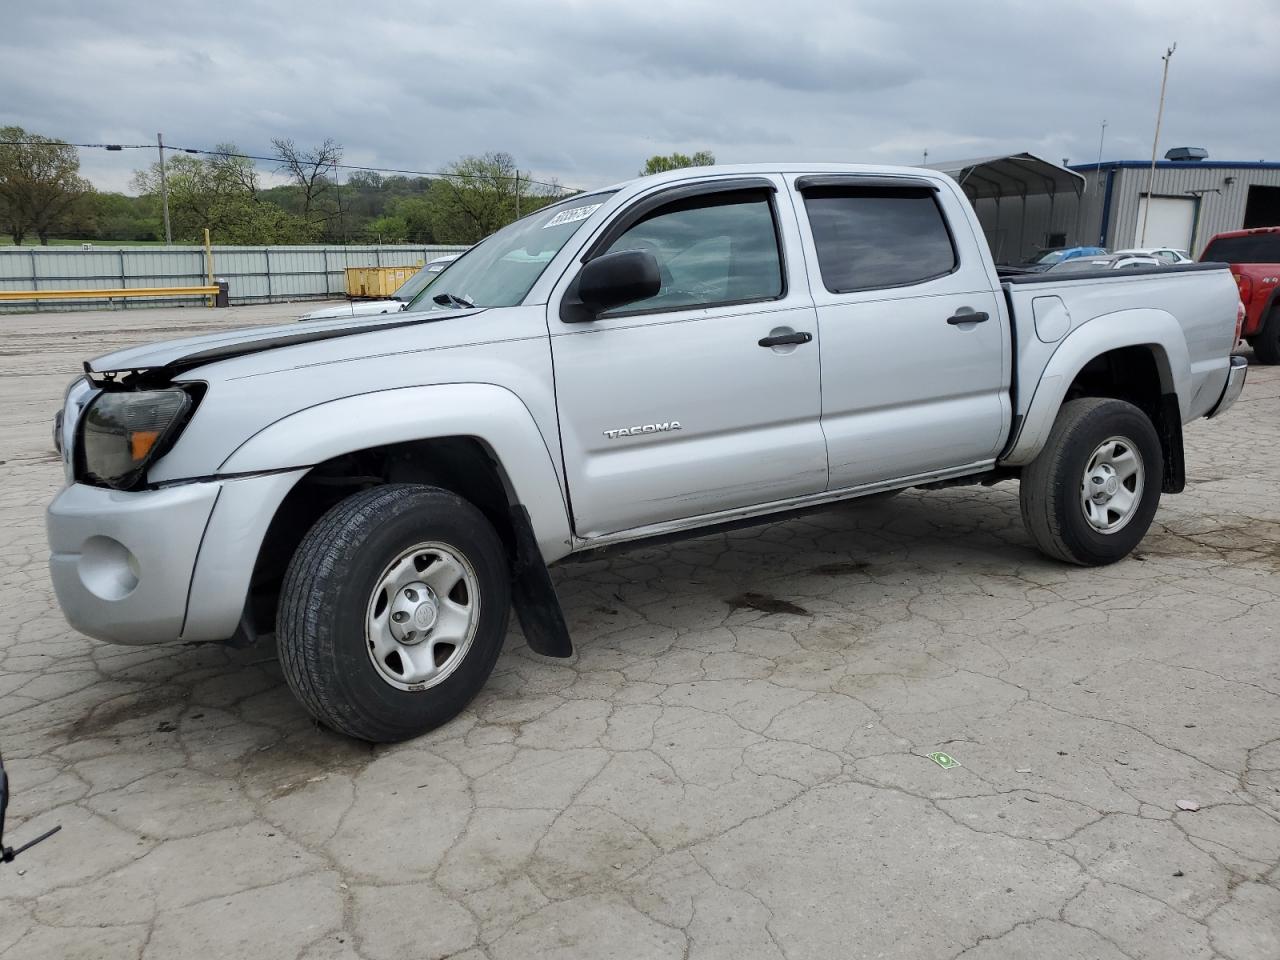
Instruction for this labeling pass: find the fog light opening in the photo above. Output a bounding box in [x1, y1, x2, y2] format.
[78, 536, 140, 600]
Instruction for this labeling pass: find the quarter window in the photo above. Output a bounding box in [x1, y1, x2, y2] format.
[598, 191, 783, 313]
[802, 187, 957, 293]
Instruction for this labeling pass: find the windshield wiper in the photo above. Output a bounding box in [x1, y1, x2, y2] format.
[433, 292, 476, 309]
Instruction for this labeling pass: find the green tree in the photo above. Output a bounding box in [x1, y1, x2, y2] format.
[85, 192, 162, 241]
[388, 194, 437, 242]
[0, 127, 94, 244]
[132, 144, 316, 244]
[364, 212, 410, 243]
[639, 150, 716, 176]
[422, 152, 560, 244]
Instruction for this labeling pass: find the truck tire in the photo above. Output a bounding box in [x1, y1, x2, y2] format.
[1019, 398, 1162, 566]
[1251, 308, 1280, 364]
[277, 484, 510, 743]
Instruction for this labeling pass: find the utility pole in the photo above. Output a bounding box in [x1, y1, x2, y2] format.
[921, 148, 928, 166]
[514, 171, 521, 219]
[1140, 44, 1176, 245]
[156, 133, 172, 245]
[1094, 119, 1107, 191]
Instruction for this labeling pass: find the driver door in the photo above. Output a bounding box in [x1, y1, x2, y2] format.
[549, 177, 827, 539]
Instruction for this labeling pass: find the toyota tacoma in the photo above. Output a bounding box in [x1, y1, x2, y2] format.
[48, 163, 1247, 742]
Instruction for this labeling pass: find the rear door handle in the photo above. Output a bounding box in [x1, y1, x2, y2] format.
[947, 311, 989, 325]
[758, 331, 813, 347]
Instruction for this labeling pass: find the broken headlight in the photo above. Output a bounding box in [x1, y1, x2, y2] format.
[78, 388, 195, 490]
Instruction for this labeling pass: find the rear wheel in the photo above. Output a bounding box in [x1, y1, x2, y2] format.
[1251, 308, 1280, 364]
[1019, 398, 1163, 566]
[277, 483, 510, 743]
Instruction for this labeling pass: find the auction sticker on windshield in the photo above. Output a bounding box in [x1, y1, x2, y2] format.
[543, 203, 602, 228]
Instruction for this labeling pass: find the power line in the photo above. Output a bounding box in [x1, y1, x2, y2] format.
[0, 138, 576, 193]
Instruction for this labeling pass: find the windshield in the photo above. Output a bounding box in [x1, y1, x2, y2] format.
[405, 193, 616, 311]
[1035, 250, 1067, 265]
[392, 259, 456, 301]
[1201, 233, 1280, 264]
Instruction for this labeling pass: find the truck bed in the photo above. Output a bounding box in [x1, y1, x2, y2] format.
[1000, 260, 1239, 462]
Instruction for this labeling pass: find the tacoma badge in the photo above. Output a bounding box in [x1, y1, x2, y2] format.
[603, 421, 682, 439]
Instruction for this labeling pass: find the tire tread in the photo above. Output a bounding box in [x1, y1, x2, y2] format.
[278, 484, 507, 742]
[1019, 397, 1161, 566]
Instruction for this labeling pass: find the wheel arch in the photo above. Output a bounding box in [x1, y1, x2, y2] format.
[1247, 283, 1280, 340]
[1002, 308, 1190, 471]
[211, 385, 574, 651]
[219, 383, 572, 560]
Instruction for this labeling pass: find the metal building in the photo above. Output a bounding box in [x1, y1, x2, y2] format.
[926, 154, 1087, 266]
[1069, 154, 1280, 257]
[927, 149, 1280, 264]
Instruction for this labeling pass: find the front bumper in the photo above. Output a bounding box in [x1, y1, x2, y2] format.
[1206, 355, 1248, 419]
[47, 469, 305, 646]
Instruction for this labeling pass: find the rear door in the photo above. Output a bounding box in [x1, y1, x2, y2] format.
[789, 175, 1010, 489]
[549, 177, 826, 538]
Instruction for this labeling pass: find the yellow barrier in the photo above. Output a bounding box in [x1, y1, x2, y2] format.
[0, 286, 221, 302]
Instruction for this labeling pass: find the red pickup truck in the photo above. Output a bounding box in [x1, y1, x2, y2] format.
[1201, 227, 1280, 363]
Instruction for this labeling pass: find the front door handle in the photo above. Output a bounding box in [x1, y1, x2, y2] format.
[947, 310, 989, 325]
[758, 331, 813, 347]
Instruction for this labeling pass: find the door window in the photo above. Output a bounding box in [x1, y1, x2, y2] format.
[597, 191, 783, 314]
[802, 186, 957, 293]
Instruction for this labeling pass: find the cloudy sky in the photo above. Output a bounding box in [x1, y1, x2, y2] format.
[3, 0, 1278, 194]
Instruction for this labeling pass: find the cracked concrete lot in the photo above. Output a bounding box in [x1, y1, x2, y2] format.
[1, 302, 1278, 960]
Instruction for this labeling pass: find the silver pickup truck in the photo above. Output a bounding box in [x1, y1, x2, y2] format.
[48, 163, 1247, 742]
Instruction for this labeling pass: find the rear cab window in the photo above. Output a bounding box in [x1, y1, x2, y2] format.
[799, 183, 958, 293]
[1201, 233, 1280, 264]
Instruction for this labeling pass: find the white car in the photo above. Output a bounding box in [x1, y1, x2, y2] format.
[298, 254, 460, 321]
[1112, 247, 1193, 265]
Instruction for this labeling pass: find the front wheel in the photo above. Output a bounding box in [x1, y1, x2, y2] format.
[1019, 398, 1163, 566]
[278, 484, 511, 743]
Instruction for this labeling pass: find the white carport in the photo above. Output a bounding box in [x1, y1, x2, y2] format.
[925, 153, 1088, 264]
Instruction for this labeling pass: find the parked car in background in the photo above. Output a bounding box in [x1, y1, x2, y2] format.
[48, 163, 1245, 742]
[1047, 254, 1163, 274]
[1020, 245, 1108, 272]
[298, 254, 460, 321]
[1200, 226, 1280, 363]
[1113, 247, 1193, 265]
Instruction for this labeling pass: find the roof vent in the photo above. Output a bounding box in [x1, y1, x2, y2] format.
[1165, 146, 1208, 162]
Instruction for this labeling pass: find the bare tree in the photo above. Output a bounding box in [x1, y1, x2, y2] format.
[272, 137, 343, 225]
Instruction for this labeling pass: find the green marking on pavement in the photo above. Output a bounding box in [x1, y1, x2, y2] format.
[927, 752, 960, 769]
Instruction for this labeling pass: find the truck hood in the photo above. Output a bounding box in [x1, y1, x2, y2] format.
[86, 308, 480, 375]
[298, 299, 405, 321]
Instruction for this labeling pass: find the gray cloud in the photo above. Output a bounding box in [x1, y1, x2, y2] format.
[2, 0, 1277, 194]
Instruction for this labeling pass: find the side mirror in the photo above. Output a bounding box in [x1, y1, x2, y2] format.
[561, 250, 661, 323]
